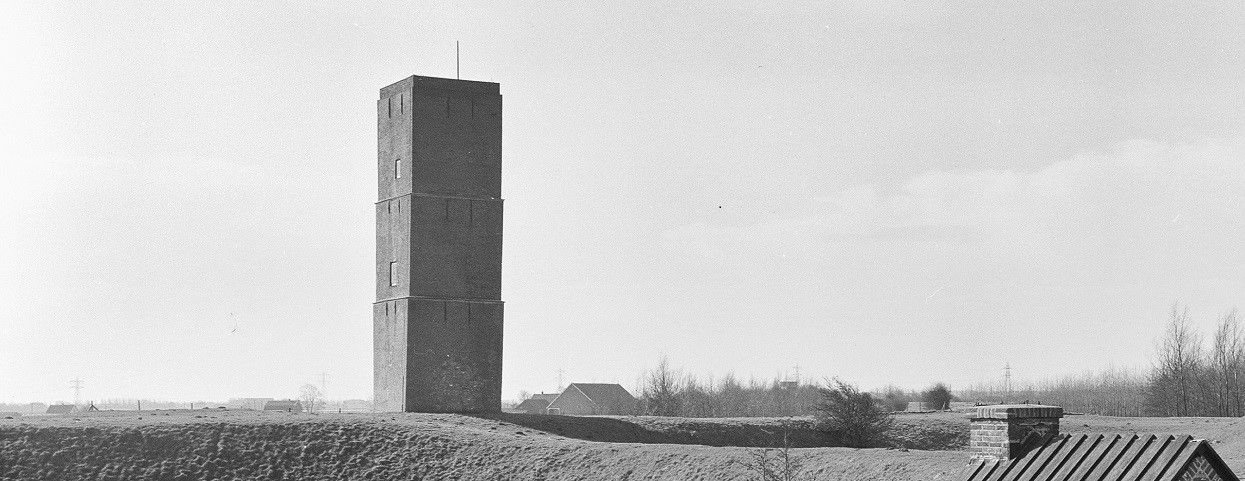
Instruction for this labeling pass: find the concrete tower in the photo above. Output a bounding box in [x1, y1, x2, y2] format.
[374, 75, 503, 413]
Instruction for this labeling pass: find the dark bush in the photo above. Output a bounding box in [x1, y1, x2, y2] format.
[921, 383, 954, 411]
[811, 379, 894, 448]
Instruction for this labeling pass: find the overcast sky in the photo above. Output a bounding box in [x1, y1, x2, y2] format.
[1, 1, 1242, 403]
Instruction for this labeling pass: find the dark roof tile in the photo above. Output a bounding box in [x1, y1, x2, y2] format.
[965, 434, 1239, 481]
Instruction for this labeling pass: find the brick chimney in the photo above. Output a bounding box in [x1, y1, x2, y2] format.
[969, 404, 1063, 462]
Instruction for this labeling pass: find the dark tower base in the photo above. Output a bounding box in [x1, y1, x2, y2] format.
[374, 299, 503, 412]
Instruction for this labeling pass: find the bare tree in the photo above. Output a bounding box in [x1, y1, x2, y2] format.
[737, 421, 810, 481]
[1148, 304, 1204, 416]
[644, 356, 682, 416]
[299, 384, 324, 414]
[1209, 309, 1245, 416]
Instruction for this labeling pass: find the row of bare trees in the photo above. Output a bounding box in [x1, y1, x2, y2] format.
[1147, 305, 1245, 417]
[636, 304, 1242, 419]
[959, 367, 1148, 417]
[959, 304, 1243, 418]
[636, 358, 954, 418]
[638, 357, 821, 417]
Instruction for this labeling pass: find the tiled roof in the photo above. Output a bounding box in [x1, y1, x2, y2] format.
[45, 404, 75, 414]
[568, 383, 634, 404]
[515, 398, 550, 412]
[965, 433, 1239, 481]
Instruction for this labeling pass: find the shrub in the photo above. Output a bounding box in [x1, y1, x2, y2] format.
[879, 385, 910, 412]
[812, 379, 893, 447]
[921, 383, 953, 411]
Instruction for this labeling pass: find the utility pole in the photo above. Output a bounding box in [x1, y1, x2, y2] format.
[70, 378, 83, 407]
[1003, 363, 1013, 403]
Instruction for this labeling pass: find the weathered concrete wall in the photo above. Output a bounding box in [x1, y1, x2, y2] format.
[408, 195, 503, 299]
[375, 75, 503, 413]
[405, 300, 504, 413]
[411, 93, 502, 198]
[375, 197, 412, 301]
[378, 87, 413, 201]
[373, 299, 408, 412]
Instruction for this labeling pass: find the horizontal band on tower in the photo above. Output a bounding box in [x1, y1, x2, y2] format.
[374, 296, 504, 305]
[376, 192, 504, 205]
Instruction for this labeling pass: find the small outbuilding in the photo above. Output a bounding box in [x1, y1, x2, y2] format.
[546, 383, 636, 415]
[262, 400, 303, 413]
[45, 404, 75, 414]
[512, 393, 560, 414]
[513, 398, 551, 414]
[228, 398, 274, 411]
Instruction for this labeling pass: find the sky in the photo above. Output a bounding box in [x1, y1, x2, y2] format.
[1, 1, 1242, 404]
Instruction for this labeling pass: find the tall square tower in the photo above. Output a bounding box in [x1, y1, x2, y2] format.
[374, 75, 503, 413]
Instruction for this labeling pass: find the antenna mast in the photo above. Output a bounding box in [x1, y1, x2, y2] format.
[456, 41, 460, 79]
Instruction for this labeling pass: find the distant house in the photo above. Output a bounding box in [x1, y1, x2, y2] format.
[262, 400, 303, 413]
[511, 393, 560, 414]
[227, 398, 274, 411]
[546, 383, 636, 415]
[513, 398, 551, 414]
[46, 404, 75, 414]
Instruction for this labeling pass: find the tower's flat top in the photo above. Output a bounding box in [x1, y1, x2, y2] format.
[380, 75, 499, 98]
[971, 404, 1063, 419]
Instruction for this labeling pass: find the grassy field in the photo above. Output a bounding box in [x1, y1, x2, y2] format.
[0, 410, 1241, 480]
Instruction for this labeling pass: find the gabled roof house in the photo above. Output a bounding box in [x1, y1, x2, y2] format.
[514, 397, 551, 414]
[546, 383, 636, 415]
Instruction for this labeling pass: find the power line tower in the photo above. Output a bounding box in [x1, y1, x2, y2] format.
[556, 368, 565, 392]
[319, 372, 330, 398]
[70, 378, 83, 406]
